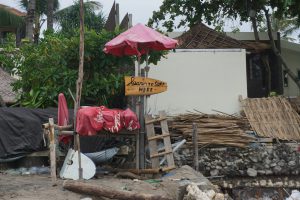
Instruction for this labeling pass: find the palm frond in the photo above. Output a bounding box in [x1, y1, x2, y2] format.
[20, 0, 59, 15]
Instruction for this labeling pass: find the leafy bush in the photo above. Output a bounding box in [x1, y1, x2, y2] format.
[0, 29, 166, 108]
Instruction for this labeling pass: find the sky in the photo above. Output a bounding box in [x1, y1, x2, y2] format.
[0, 0, 164, 27]
[0, 0, 253, 32]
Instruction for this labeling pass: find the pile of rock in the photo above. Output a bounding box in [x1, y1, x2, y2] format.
[174, 143, 300, 177]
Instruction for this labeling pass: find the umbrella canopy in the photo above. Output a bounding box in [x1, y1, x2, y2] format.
[104, 23, 177, 56]
[58, 93, 69, 126]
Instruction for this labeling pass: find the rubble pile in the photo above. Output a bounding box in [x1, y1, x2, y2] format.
[174, 144, 300, 177]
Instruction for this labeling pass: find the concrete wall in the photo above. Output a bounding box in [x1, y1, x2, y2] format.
[281, 44, 300, 96]
[147, 49, 247, 115]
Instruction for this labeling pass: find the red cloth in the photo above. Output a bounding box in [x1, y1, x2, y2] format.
[58, 93, 69, 126]
[76, 106, 139, 135]
[122, 108, 140, 131]
[57, 93, 71, 144]
[104, 23, 177, 57]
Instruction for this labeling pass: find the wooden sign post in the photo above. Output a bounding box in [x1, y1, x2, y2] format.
[125, 76, 167, 96]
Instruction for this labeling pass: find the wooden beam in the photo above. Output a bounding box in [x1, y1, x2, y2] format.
[49, 118, 57, 186]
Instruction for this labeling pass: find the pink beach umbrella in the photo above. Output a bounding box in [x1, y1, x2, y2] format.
[104, 23, 177, 57]
[58, 93, 70, 144]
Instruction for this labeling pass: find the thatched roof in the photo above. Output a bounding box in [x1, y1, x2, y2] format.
[0, 68, 17, 104]
[177, 23, 269, 51]
[0, 4, 26, 17]
[120, 13, 130, 30]
[104, 2, 117, 32]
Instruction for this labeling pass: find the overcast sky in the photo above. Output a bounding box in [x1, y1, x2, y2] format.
[1, 0, 252, 31]
[0, 0, 164, 27]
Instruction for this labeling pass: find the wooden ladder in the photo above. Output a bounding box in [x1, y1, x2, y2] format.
[145, 111, 175, 171]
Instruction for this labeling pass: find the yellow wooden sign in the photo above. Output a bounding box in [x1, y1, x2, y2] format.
[125, 76, 167, 96]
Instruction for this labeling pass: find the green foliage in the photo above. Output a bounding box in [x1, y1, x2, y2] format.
[1, 29, 164, 108]
[54, 1, 106, 36]
[148, 0, 300, 33]
[20, 0, 59, 15]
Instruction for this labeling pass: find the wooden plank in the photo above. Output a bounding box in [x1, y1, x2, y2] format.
[159, 111, 175, 168]
[49, 118, 57, 186]
[148, 133, 170, 141]
[145, 117, 167, 124]
[150, 150, 173, 158]
[145, 115, 160, 168]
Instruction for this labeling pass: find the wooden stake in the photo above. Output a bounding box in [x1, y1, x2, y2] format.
[49, 118, 57, 186]
[192, 123, 199, 171]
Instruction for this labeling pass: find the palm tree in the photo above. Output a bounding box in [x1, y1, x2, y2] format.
[20, 0, 59, 43]
[25, 0, 35, 42]
[47, 0, 54, 31]
[258, 13, 300, 42]
[54, 1, 106, 35]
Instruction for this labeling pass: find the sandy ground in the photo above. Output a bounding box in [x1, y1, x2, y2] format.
[0, 173, 170, 200]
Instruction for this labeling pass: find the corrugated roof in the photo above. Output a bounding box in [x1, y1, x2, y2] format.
[0, 68, 17, 104]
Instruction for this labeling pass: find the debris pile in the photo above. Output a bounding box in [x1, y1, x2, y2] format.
[170, 112, 255, 148]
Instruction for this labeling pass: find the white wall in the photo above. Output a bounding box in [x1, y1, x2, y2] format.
[147, 49, 247, 115]
[281, 41, 300, 97]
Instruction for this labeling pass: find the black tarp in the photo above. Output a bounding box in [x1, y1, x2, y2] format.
[0, 107, 58, 158]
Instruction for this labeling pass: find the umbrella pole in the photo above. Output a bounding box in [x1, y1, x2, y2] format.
[135, 56, 145, 169]
[144, 53, 150, 114]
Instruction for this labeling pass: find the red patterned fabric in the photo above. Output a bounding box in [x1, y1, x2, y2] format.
[76, 106, 139, 135]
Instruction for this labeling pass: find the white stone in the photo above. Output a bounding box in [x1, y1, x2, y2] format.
[247, 168, 257, 177]
[214, 193, 225, 200]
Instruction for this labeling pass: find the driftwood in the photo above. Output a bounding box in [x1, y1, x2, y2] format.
[63, 180, 171, 200]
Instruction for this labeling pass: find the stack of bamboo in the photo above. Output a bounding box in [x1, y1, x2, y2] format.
[170, 112, 255, 148]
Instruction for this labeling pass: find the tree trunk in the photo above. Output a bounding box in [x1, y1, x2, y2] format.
[26, 0, 35, 42]
[73, 0, 85, 180]
[33, 13, 40, 44]
[47, 0, 54, 31]
[263, 8, 300, 90]
[251, 17, 259, 42]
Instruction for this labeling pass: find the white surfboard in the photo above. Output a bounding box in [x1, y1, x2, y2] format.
[60, 148, 96, 180]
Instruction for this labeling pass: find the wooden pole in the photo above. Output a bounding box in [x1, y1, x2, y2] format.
[73, 0, 85, 180]
[139, 68, 145, 169]
[192, 123, 199, 171]
[49, 118, 57, 186]
[63, 180, 171, 200]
